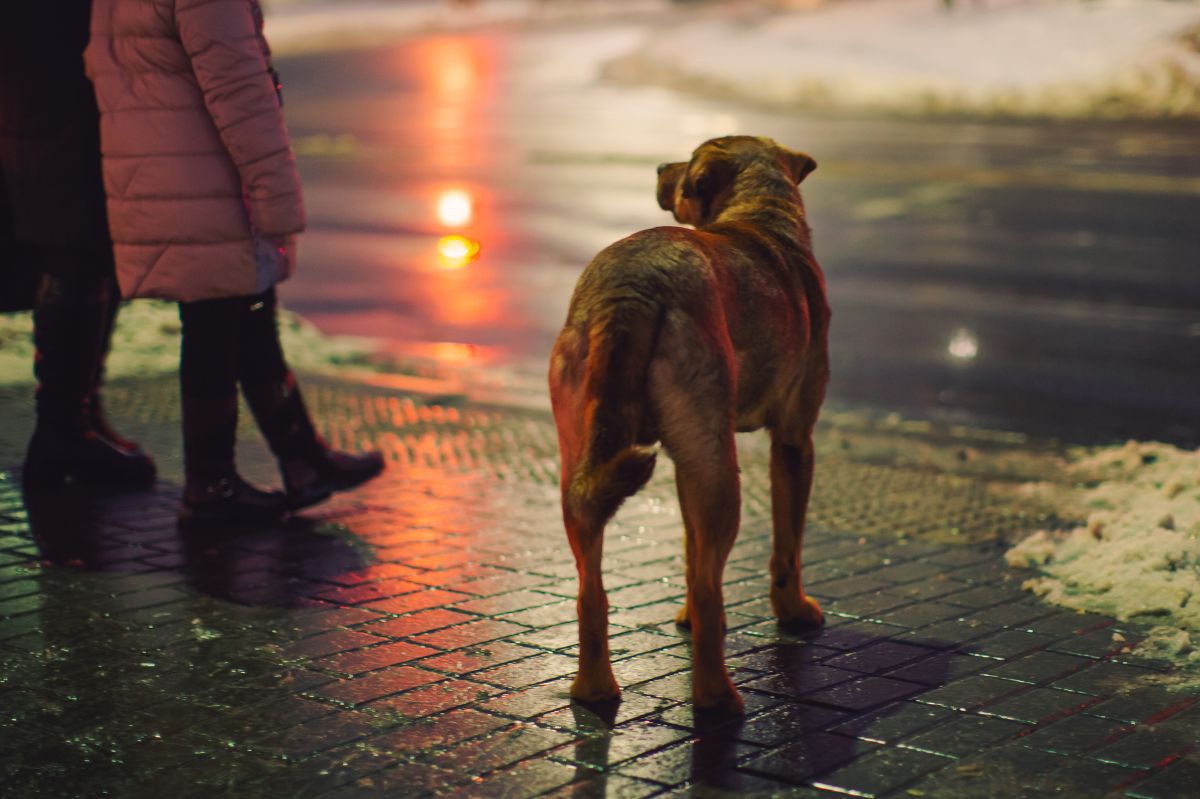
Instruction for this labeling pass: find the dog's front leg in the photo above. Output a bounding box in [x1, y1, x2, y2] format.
[768, 434, 824, 630]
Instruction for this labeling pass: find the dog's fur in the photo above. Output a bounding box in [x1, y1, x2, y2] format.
[548, 136, 830, 714]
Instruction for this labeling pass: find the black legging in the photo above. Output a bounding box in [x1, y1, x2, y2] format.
[178, 287, 290, 399]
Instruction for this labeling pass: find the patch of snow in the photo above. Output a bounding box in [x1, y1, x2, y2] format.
[263, 0, 671, 55]
[0, 301, 384, 386]
[1007, 441, 1200, 635]
[604, 0, 1200, 119]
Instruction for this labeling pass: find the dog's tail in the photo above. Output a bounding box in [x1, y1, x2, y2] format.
[565, 299, 662, 527]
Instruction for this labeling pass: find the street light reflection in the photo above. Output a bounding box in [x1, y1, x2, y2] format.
[948, 328, 979, 361]
[437, 189, 473, 227]
[437, 234, 481, 269]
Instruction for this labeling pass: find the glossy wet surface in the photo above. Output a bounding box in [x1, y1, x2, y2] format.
[1, 375, 1197, 797]
[276, 22, 1200, 445]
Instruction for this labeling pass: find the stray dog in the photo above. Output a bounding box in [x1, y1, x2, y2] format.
[549, 136, 830, 714]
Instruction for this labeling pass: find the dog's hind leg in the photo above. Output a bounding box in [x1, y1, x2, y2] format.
[768, 429, 824, 631]
[651, 353, 743, 715]
[562, 500, 620, 703]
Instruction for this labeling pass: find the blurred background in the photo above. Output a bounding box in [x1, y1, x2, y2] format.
[263, 0, 1200, 445]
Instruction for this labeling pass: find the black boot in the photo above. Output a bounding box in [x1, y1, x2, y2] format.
[179, 393, 286, 530]
[242, 372, 385, 511]
[22, 274, 156, 489]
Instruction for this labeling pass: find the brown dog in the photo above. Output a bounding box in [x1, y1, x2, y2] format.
[548, 136, 830, 714]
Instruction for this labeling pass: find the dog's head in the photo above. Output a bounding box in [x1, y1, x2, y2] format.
[656, 136, 816, 227]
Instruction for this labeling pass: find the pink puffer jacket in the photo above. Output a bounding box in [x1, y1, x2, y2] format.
[85, 0, 305, 302]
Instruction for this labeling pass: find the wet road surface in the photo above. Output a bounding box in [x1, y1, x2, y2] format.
[277, 22, 1200, 445]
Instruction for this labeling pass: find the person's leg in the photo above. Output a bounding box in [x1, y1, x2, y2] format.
[237, 288, 384, 510]
[85, 276, 149, 454]
[23, 267, 156, 487]
[177, 295, 284, 528]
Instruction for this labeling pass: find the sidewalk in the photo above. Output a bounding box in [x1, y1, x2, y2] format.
[0, 372, 1197, 797]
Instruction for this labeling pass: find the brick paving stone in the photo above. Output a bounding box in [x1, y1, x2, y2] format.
[361, 607, 477, 639]
[828, 700, 955, 744]
[980, 650, 1094, 684]
[368, 678, 503, 719]
[966, 628, 1062, 659]
[809, 675, 926, 712]
[1019, 712, 1130, 755]
[479, 677, 574, 720]
[449, 756, 577, 799]
[886, 650, 996, 685]
[418, 640, 538, 675]
[901, 713, 1030, 758]
[916, 674, 1027, 711]
[617, 737, 767, 789]
[314, 665, 445, 706]
[542, 773, 665, 799]
[474, 652, 580, 689]
[288, 628, 391, 659]
[1091, 725, 1198, 770]
[744, 730, 878, 784]
[1124, 753, 1200, 799]
[823, 640, 937, 673]
[1052, 660, 1164, 696]
[977, 686, 1098, 724]
[538, 693, 673, 734]
[408, 618, 528, 650]
[814, 744, 954, 796]
[741, 664, 859, 699]
[732, 702, 850, 746]
[454, 589, 562, 617]
[368, 707, 512, 760]
[1, 376, 1191, 797]
[1084, 688, 1195, 725]
[361, 588, 470, 615]
[311, 641, 441, 676]
[426, 722, 574, 778]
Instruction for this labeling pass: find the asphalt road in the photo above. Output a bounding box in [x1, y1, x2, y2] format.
[276, 21, 1200, 446]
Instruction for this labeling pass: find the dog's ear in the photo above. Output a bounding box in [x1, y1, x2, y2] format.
[783, 150, 817, 184]
[656, 162, 686, 212]
[680, 158, 736, 224]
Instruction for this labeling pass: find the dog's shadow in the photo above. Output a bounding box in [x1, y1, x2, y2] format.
[562, 625, 954, 795]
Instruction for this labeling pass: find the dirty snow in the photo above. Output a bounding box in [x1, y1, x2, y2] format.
[1007, 441, 1200, 637]
[607, 0, 1200, 118]
[262, 0, 1200, 117]
[0, 301, 383, 386]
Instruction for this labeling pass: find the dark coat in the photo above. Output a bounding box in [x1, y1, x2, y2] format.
[1, 1, 113, 310]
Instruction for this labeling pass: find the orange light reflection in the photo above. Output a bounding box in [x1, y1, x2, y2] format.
[436, 235, 481, 270]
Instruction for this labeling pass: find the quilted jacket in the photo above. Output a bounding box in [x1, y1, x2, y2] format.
[85, 0, 305, 301]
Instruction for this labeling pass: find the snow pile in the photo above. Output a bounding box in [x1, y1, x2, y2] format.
[605, 0, 1200, 119]
[1006, 441, 1200, 630]
[0, 301, 382, 386]
[264, 0, 670, 55]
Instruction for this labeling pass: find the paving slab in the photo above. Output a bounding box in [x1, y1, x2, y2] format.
[0, 374, 1195, 797]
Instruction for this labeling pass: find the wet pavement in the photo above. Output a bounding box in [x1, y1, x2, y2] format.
[275, 20, 1200, 445]
[2, 373, 1198, 797]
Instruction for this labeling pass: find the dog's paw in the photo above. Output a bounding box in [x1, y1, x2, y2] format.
[693, 680, 745, 717]
[675, 604, 727, 632]
[571, 674, 621, 705]
[772, 592, 824, 632]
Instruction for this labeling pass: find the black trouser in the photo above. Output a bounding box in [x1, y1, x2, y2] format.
[179, 288, 290, 399]
[31, 269, 119, 425]
[178, 288, 317, 479]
